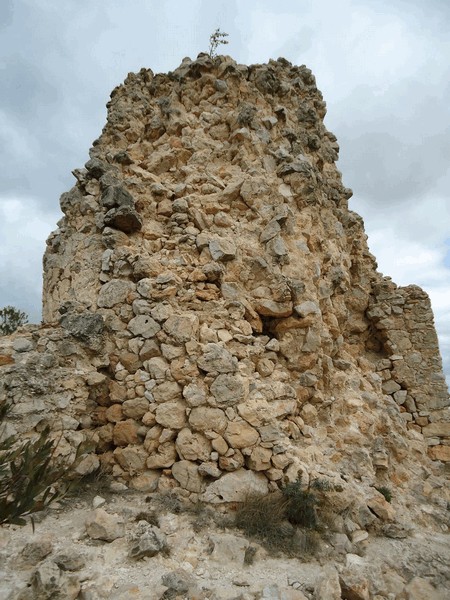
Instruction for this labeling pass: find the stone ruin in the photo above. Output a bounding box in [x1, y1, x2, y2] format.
[1, 54, 449, 517]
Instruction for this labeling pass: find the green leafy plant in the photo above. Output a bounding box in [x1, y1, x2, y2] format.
[208, 28, 229, 59]
[375, 486, 392, 503]
[282, 480, 318, 529]
[0, 305, 28, 336]
[0, 401, 86, 527]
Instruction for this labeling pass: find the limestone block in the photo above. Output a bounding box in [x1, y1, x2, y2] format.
[382, 380, 402, 395]
[209, 238, 236, 262]
[144, 356, 169, 380]
[155, 401, 187, 429]
[31, 560, 80, 600]
[105, 404, 123, 423]
[257, 358, 275, 377]
[247, 446, 272, 470]
[366, 494, 395, 521]
[210, 373, 245, 407]
[146, 441, 177, 469]
[175, 428, 211, 461]
[150, 382, 180, 405]
[127, 315, 160, 338]
[208, 532, 249, 563]
[294, 300, 321, 317]
[114, 446, 148, 474]
[172, 460, 204, 492]
[189, 407, 227, 433]
[182, 382, 207, 407]
[219, 450, 245, 471]
[422, 422, 450, 438]
[129, 522, 167, 559]
[85, 509, 125, 542]
[198, 461, 221, 478]
[12, 338, 34, 352]
[113, 419, 139, 446]
[201, 469, 269, 503]
[237, 397, 272, 427]
[403, 576, 445, 600]
[20, 536, 53, 566]
[197, 343, 237, 373]
[162, 313, 199, 344]
[339, 569, 370, 600]
[109, 380, 127, 403]
[211, 435, 228, 455]
[224, 420, 259, 449]
[254, 298, 293, 318]
[98, 279, 135, 308]
[428, 445, 450, 461]
[122, 397, 149, 419]
[104, 205, 143, 233]
[314, 566, 341, 600]
[130, 470, 160, 492]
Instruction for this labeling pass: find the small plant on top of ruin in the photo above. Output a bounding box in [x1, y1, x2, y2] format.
[208, 28, 229, 59]
[0, 401, 87, 527]
[0, 305, 28, 336]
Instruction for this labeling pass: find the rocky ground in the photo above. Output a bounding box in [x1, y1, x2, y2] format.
[1, 482, 448, 600]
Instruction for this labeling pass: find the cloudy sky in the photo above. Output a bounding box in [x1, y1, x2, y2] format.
[1, 0, 449, 380]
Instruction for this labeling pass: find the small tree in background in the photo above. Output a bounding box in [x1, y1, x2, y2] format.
[0, 306, 28, 336]
[208, 28, 229, 58]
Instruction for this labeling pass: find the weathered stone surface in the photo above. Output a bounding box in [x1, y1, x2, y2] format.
[31, 560, 80, 600]
[254, 299, 293, 318]
[20, 537, 53, 565]
[247, 446, 272, 470]
[314, 566, 341, 600]
[176, 427, 211, 461]
[189, 407, 228, 433]
[155, 401, 187, 429]
[210, 373, 245, 407]
[224, 420, 259, 449]
[171, 460, 204, 492]
[2, 54, 448, 526]
[403, 576, 445, 600]
[113, 420, 140, 446]
[182, 382, 207, 407]
[163, 313, 199, 343]
[1, 54, 450, 599]
[98, 279, 135, 308]
[197, 343, 237, 373]
[201, 469, 269, 503]
[146, 441, 177, 469]
[366, 494, 396, 521]
[209, 238, 236, 262]
[127, 315, 161, 338]
[129, 522, 167, 559]
[104, 205, 143, 233]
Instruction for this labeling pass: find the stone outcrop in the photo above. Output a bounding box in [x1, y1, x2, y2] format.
[1, 54, 449, 524]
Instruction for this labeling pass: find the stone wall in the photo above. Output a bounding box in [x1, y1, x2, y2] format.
[1, 54, 448, 511]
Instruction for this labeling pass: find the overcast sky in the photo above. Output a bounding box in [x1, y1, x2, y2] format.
[1, 0, 449, 381]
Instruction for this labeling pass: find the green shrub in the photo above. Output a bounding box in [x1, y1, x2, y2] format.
[375, 486, 392, 503]
[282, 480, 318, 529]
[235, 492, 288, 540]
[234, 477, 342, 557]
[0, 401, 85, 526]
